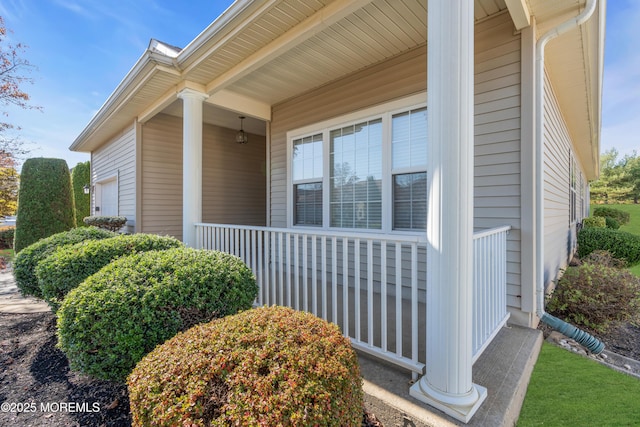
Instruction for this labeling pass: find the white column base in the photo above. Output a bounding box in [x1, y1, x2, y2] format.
[410, 377, 487, 424]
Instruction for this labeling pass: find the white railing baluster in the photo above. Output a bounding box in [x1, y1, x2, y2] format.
[294, 234, 300, 310]
[355, 239, 361, 343]
[312, 235, 318, 316]
[395, 244, 402, 357]
[342, 237, 349, 336]
[411, 242, 418, 382]
[286, 233, 292, 307]
[381, 241, 387, 352]
[303, 235, 308, 312]
[367, 240, 374, 347]
[193, 222, 510, 377]
[321, 236, 328, 321]
[332, 236, 338, 324]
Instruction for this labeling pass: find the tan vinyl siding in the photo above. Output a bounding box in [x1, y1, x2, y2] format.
[202, 125, 266, 226]
[543, 71, 585, 288]
[141, 114, 267, 240]
[141, 114, 183, 239]
[473, 12, 522, 311]
[91, 124, 136, 233]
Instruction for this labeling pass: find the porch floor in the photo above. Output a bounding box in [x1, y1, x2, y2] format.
[359, 323, 543, 426]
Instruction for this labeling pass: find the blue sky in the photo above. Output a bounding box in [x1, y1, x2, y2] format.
[0, 0, 637, 170]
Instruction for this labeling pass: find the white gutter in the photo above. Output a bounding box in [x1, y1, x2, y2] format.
[535, 0, 604, 353]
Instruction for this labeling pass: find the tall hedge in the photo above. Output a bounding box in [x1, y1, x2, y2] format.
[14, 158, 76, 252]
[71, 161, 91, 227]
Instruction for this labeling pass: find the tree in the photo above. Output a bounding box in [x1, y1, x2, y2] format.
[14, 158, 76, 252]
[1, 16, 39, 134]
[71, 161, 91, 226]
[0, 16, 36, 176]
[590, 149, 640, 204]
[0, 150, 18, 216]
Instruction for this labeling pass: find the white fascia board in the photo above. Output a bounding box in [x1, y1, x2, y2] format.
[70, 51, 178, 152]
[505, 0, 531, 30]
[206, 89, 271, 121]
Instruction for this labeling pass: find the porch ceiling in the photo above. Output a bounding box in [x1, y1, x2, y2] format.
[70, 0, 603, 178]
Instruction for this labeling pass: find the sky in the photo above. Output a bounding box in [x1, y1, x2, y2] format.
[0, 0, 638, 170]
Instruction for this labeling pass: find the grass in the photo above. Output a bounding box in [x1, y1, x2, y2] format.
[517, 204, 640, 426]
[518, 343, 640, 426]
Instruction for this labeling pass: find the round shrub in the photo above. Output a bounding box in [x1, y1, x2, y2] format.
[37, 233, 183, 311]
[128, 306, 363, 427]
[605, 216, 620, 230]
[57, 248, 258, 382]
[14, 158, 76, 252]
[547, 263, 640, 333]
[592, 206, 630, 225]
[582, 216, 605, 228]
[13, 227, 115, 297]
[71, 161, 91, 227]
[577, 227, 640, 266]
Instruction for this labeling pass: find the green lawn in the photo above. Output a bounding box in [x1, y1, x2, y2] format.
[518, 343, 640, 426]
[592, 203, 640, 236]
[517, 205, 640, 426]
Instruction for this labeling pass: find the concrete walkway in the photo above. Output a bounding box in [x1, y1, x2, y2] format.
[360, 324, 543, 426]
[0, 269, 50, 313]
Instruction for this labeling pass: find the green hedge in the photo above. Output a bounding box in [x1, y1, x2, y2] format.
[57, 248, 258, 382]
[13, 227, 115, 297]
[14, 158, 76, 252]
[37, 233, 183, 311]
[71, 161, 91, 227]
[82, 215, 127, 232]
[605, 216, 621, 230]
[577, 227, 640, 265]
[582, 217, 605, 228]
[0, 226, 15, 249]
[128, 306, 363, 427]
[592, 206, 630, 225]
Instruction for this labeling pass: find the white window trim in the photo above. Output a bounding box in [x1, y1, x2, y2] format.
[286, 93, 427, 234]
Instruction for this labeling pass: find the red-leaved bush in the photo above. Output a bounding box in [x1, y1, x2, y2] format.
[128, 306, 363, 426]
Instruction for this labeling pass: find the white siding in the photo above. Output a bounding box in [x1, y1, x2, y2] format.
[91, 124, 136, 233]
[473, 13, 522, 311]
[543, 71, 587, 289]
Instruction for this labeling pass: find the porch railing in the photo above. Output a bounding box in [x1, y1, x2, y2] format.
[195, 223, 510, 378]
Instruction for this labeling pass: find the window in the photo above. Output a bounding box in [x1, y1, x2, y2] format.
[330, 119, 382, 229]
[289, 96, 427, 233]
[392, 107, 427, 230]
[292, 134, 323, 226]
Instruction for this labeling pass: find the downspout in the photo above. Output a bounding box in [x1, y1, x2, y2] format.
[535, 0, 605, 354]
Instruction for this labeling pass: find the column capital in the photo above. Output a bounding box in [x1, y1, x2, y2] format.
[178, 87, 209, 102]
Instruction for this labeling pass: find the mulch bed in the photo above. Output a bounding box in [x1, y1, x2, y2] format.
[0, 311, 383, 426]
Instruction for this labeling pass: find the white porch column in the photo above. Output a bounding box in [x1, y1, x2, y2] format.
[409, 0, 486, 423]
[178, 88, 208, 247]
